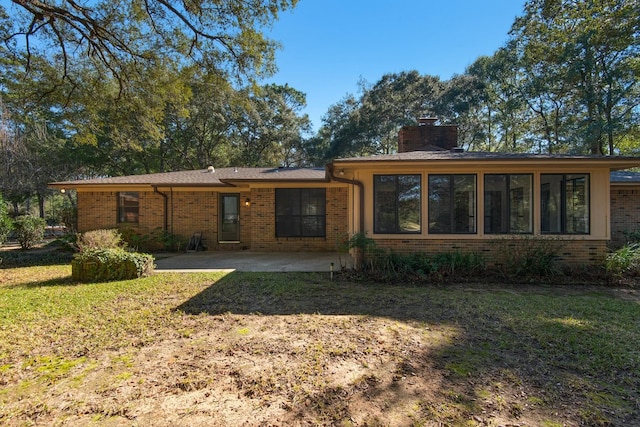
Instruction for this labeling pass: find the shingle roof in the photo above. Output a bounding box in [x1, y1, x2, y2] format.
[610, 170, 640, 183]
[333, 150, 637, 162]
[51, 167, 327, 187]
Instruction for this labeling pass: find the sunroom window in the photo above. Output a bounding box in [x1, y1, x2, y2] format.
[428, 175, 476, 234]
[484, 174, 533, 234]
[541, 174, 590, 234]
[374, 175, 421, 234]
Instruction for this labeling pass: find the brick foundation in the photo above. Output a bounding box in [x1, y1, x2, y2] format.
[372, 238, 608, 267]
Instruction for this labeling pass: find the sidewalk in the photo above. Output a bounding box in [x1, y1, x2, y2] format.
[154, 251, 353, 272]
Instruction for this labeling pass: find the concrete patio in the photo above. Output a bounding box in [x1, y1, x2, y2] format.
[154, 251, 353, 272]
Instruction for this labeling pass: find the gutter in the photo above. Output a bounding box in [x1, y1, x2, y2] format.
[327, 163, 364, 234]
[153, 186, 169, 231]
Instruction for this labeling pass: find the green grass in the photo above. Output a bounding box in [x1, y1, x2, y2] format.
[0, 265, 638, 426]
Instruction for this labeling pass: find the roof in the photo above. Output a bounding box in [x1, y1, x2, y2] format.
[49, 152, 640, 189]
[50, 167, 327, 187]
[610, 170, 640, 183]
[333, 150, 640, 163]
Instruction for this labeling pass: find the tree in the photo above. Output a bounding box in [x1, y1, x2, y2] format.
[1, 0, 299, 87]
[231, 83, 311, 167]
[510, 0, 640, 154]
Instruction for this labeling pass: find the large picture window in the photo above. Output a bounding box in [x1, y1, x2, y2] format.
[484, 174, 533, 234]
[117, 192, 139, 223]
[374, 175, 421, 234]
[428, 175, 476, 234]
[275, 188, 326, 237]
[541, 174, 590, 234]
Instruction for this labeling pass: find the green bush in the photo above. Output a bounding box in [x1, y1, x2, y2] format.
[0, 194, 12, 245]
[497, 237, 561, 277]
[76, 229, 124, 252]
[13, 215, 46, 249]
[605, 244, 640, 277]
[72, 248, 154, 282]
[119, 226, 184, 252]
[371, 250, 485, 281]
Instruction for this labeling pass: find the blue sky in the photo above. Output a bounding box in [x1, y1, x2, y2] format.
[265, 0, 527, 131]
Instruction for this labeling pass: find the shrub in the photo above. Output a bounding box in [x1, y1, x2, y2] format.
[119, 226, 183, 252]
[622, 228, 640, 245]
[76, 229, 124, 252]
[72, 248, 154, 282]
[371, 250, 486, 281]
[496, 237, 562, 278]
[13, 215, 46, 249]
[605, 244, 640, 277]
[0, 193, 12, 245]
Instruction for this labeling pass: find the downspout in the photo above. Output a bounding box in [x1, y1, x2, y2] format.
[327, 163, 364, 235]
[153, 186, 169, 232]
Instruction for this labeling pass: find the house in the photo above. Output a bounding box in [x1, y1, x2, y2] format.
[610, 170, 640, 247]
[50, 119, 640, 266]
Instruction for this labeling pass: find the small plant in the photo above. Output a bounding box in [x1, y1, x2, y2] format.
[76, 229, 125, 252]
[605, 243, 640, 277]
[622, 227, 640, 244]
[13, 215, 46, 249]
[497, 236, 561, 278]
[0, 193, 12, 245]
[338, 232, 382, 270]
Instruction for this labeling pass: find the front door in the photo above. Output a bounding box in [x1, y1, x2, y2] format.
[220, 194, 240, 242]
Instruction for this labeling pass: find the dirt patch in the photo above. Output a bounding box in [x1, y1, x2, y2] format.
[1, 270, 638, 426]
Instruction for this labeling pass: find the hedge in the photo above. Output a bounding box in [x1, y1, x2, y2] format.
[72, 248, 154, 282]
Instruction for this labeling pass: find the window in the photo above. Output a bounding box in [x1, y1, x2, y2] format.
[484, 174, 533, 234]
[428, 175, 476, 234]
[374, 175, 421, 234]
[117, 192, 139, 223]
[275, 188, 326, 237]
[541, 174, 590, 234]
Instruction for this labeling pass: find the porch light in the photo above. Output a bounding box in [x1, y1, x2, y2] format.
[245, 197, 251, 207]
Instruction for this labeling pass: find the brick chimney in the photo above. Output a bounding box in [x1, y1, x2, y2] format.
[397, 118, 458, 153]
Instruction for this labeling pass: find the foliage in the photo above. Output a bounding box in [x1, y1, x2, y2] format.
[119, 227, 185, 252]
[72, 248, 154, 282]
[496, 237, 562, 277]
[0, 242, 74, 268]
[13, 215, 46, 250]
[1, 0, 299, 86]
[622, 227, 640, 244]
[76, 229, 125, 253]
[338, 232, 382, 270]
[0, 192, 12, 244]
[369, 250, 486, 282]
[605, 244, 640, 277]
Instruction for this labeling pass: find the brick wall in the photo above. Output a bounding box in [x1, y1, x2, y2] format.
[77, 191, 165, 233]
[372, 238, 608, 267]
[610, 186, 640, 247]
[250, 187, 349, 252]
[77, 187, 348, 252]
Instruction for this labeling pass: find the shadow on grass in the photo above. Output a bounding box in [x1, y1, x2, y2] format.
[175, 271, 640, 426]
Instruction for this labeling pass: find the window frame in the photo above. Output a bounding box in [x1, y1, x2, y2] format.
[373, 174, 422, 234]
[540, 173, 590, 235]
[117, 191, 140, 224]
[275, 188, 326, 238]
[428, 174, 477, 234]
[483, 173, 533, 235]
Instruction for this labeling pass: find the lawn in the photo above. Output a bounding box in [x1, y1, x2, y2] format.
[0, 265, 638, 426]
